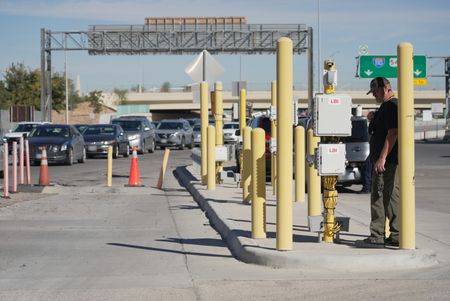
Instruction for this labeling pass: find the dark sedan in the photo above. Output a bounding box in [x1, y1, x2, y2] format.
[83, 124, 130, 158]
[28, 124, 86, 165]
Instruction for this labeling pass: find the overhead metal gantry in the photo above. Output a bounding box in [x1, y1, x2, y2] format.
[40, 22, 313, 121]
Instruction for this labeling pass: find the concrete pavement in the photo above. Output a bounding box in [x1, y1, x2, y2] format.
[175, 164, 439, 272]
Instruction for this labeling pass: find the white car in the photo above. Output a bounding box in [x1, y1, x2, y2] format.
[3, 122, 50, 153]
[223, 122, 240, 144]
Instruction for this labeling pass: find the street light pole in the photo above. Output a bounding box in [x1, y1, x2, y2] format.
[64, 35, 69, 124]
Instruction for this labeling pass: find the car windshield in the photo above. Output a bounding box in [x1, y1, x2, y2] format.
[112, 120, 142, 131]
[223, 123, 239, 129]
[343, 119, 369, 143]
[84, 126, 116, 136]
[75, 125, 88, 133]
[158, 122, 183, 130]
[14, 124, 39, 132]
[29, 126, 70, 138]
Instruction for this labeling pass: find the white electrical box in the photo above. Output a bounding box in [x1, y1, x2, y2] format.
[269, 106, 277, 121]
[270, 137, 277, 154]
[313, 94, 352, 136]
[215, 146, 228, 162]
[315, 143, 346, 176]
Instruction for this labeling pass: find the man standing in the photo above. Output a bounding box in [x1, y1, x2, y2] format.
[356, 77, 399, 248]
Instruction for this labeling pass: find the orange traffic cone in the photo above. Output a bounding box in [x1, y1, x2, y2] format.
[127, 146, 142, 186]
[39, 146, 50, 186]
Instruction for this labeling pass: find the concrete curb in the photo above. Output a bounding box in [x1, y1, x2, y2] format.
[175, 165, 438, 272]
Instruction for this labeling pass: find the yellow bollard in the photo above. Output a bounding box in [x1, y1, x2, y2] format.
[398, 42, 416, 249]
[200, 82, 209, 185]
[242, 126, 252, 203]
[271, 80, 277, 196]
[251, 128, 266, 239]
[307, 128, 321, 216]
[239, 89, 247, 133]
[107, 146, 113, 187]
[276, 37, 293, 251]
[214, 82, 224, 174]
[295, 126, 305, 202]
[239, 88, 247, 188]
[207, 125, 216, 190]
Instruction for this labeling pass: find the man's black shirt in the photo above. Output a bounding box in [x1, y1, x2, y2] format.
[369, 98, 398, 165]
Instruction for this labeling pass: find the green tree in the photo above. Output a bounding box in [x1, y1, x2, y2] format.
[3, 63, 38, 107]
[113, 88, 128, 105]
[160, 81, 171, 92]
[84, 90, 103, 113]
[0, 80, 11, 109]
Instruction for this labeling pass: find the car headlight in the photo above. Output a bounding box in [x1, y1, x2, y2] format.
[128, 134, 139, 140]
[60, 143, 68, 151]
[102, 140, 114, 145]
[170, 132, 179, 138]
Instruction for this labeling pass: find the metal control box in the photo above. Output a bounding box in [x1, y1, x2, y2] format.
[315, 143, 346, 176]
[215, 146, 228, 162]
[313, 94, 352, 136]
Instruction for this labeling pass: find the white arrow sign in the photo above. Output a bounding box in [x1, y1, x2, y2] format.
[364, 69, 373, 76]
[414, 69, 422, 76]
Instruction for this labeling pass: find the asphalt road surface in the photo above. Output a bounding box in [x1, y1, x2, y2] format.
[0, 143, 449, 300]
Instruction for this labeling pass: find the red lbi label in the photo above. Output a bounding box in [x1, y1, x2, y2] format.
[328, 147, 339, 154]
[329, 98, 341, 105]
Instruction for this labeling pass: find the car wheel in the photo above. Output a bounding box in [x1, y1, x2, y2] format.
[113, 145, 119, 159]
[123, 144, 130, 157]
[148, 139, 155, 153]
[66, 148, 74, 165]
[187, 136, 194, 149]
[138, 141, 145, 154]
[78, 148, 86, 163]
[179, 137, 185, 150]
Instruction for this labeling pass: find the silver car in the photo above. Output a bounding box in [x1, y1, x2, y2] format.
[155, 119, 194, 150]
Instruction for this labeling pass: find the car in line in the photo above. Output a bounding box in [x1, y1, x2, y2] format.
[111, 117, 156, 154]
[28, 124, 86, 165]
[3, 121, 50, 153]
[235, 114, 272, 173]
[155, 119, 194, 150]
[82, 124, 130, 158]
[192, 123, 201, 146]
[223, 122, 240, 144]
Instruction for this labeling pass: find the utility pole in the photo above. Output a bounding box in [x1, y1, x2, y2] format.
[445, 57, 450, 119]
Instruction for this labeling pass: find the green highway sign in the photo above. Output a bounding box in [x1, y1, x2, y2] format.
[359, 55, 427, 78]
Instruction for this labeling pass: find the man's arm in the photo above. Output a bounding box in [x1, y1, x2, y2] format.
[374, 128, 398, 173]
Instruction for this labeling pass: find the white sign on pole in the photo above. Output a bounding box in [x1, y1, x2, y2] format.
[431, 103, 444, 114]
[422, 110, 432, 122]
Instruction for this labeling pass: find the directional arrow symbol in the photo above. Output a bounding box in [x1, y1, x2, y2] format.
[364, 69, 373, 76]
[414, 69, 422, 76]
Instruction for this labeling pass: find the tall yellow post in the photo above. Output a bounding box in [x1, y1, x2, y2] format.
[200, 82, 209, 185]
[271, 80, 277, 196]
[239, 89, 247, 133]
[214, 82, 224, 174]
[107, 146, 113, 187]
[276, 37, 293, 251]
[307, 128, 321, 216]
[295, 126, 305, 202]
[239, 88, 247, 188]
[207, 125, 216, 190]
[242, 126, 252, 203]
[251, 128, 266, 239]
[398, 42, 416, 249]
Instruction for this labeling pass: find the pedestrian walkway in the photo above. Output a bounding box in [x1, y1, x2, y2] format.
[175, 165, 437, 272]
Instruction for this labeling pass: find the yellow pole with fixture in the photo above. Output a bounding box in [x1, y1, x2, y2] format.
[214, 82, 224, 175]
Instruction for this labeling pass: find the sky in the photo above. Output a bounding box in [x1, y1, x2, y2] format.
[1, 0, 449, 94]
